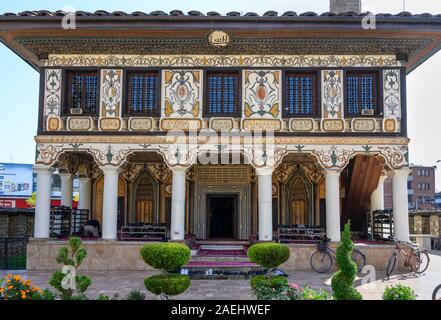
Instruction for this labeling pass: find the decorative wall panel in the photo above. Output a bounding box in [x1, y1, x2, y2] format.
[321, 119, 345, 132]
[322, 70, 344, 119]
[383, 118, 398, 133]
[162, 70, 202, 118]
[243, 70, 281, 119]
[43, 69, 62, 131]
[242, 119, 282, 131]
[67, 117, 93, 131]
[99, 118, 121, 131]
[46, 117, 61, 131]
[128, 117, 154, 131]
[35, 139, 409, 170]
[289, 119, 314, 132]
[160, 118, 202, 131]
[210, 118, 235, 131]
[99, 69, 123, 130]
[352, 118, 376, 132]
[383, 69, 401, 119]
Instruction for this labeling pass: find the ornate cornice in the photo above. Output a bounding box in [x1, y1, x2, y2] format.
[17, 37, 427, 57]
[45, 54, 402, 68]
[34, 135, 409, 146]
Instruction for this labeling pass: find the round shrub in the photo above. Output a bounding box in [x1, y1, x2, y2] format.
[247, 243, 290, 269]
[144, 274, 190, 296]
[382, 284, 416, 300]
[140, 243, 191, 271]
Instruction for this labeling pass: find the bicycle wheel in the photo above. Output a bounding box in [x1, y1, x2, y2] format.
[351, 250, 366, 273]
[432, 284, 441, 300]
[386, 254, 397, 277]
[310, 250, 333, 273]
[412, 250, 430, 274]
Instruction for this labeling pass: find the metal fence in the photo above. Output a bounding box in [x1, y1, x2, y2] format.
[0, 238, 28, 270]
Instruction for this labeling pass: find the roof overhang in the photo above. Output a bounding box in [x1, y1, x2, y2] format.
[2, 11, 441, 73]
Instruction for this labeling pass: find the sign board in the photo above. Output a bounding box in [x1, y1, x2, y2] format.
[0, 199, 16, 208]
[0, 163, 34, 197]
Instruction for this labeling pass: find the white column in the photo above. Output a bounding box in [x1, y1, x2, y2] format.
[393, 168, 411, 241]
[257, 167, 274, 241]
[34, 165, 55, 238]
[59, 172, 73, 208]
[101, 166, 120, 240]
[371, 174, 387, 211]
[325, 170, 341, 242]
[170, 167, 187, 241]
[78, 177, 92, 211]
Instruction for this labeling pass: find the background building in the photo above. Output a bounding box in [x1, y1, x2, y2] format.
[436, 192, 441, 209]
[384, 165, 437, 211]
[0, 162, 78, 209]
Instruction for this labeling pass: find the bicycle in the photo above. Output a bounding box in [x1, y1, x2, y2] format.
[310, 238, 366, 273]
[386, 239, 430, 278]
[433, 284, 441, 300]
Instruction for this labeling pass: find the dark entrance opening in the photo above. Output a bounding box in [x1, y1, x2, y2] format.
[207, 194, 237, 239]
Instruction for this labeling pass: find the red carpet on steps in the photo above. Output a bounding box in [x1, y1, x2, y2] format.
[197, 249, 247, 256]
[185, 261, 257, 267]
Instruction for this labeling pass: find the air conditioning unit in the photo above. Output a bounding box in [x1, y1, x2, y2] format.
[70, 108, 83, 115]
[361, 109, 374, 116]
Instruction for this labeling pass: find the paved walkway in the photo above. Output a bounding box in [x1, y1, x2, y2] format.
[2, 253, 440, 300]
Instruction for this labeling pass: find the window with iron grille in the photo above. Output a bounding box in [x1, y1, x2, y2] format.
[66, 71, 98, 115]
[284, 72, 317, 117]
[126, 71, 160, 116]
[346, 72, 378, 116]
[205, 71, 240, 116]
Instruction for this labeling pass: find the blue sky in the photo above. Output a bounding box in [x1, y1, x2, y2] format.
[1, 0, 441, 190]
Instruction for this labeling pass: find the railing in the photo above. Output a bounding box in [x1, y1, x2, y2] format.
[119, 223, 167, 241]
[0, 238, 28, 270]
[277, 225, 325, 243]
[50, 207, 90, 238]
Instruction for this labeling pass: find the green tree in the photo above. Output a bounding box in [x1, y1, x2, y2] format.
[25, 192, 36, 207]
[49, 237, 91, 300]
[331, 221, 363, 300]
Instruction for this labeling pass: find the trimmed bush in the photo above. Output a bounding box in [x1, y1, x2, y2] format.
[140, 243, 191, 271]
[331, 221, 363, 300]
[140, 242, 191, 299]
[247, 243, 290, 269]
[144, 274, 190, 296]
[382, 284, 417, 300]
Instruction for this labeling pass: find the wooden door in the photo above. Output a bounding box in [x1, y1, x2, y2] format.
[291, 200, 306, 225]
[135, 177, 154, 223]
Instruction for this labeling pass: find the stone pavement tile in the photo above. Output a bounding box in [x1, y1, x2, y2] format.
[2, 253, 440, 300]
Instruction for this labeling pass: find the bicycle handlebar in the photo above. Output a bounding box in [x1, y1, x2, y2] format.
[392, 238, 419, 248]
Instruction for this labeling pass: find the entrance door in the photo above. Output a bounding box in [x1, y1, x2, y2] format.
[207, 195, 237, 239]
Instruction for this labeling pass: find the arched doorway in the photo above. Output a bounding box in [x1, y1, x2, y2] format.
[131, 171, 158, 224]
[285, 171, 313, 225]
